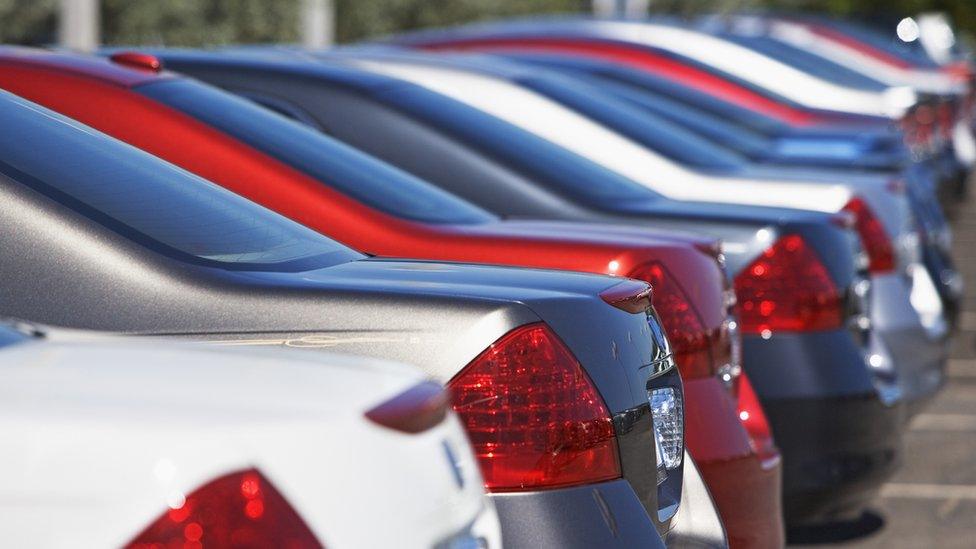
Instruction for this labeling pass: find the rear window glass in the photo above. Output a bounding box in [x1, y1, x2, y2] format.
[0, 92, 361, 272]
[523, 76, 749, 170]
[138, 79, 495, 225]
[376, 85, 658, 205]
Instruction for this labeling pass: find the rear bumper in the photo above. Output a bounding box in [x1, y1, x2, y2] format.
[743, 329, 904, 526]
[698, 453, 784, 549]
[490, 480, 665, 549]
[871, 272, 949, 415]
[765, 393, 902, 526]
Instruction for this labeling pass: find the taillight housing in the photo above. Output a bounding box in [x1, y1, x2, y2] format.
[448, 323, 621, 492]
[629, 262, 713, 379]
[127, 469, 322, 548]
[736, 373, 779, 464]
[734, 235, 844, 334]
[843, 198, 896, 274]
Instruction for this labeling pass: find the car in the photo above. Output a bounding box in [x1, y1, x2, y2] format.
[0, 88, 686, 548]
[140, 48, 908, 530]
[416, 48, 962, 329]
[0, 321, 501, 548]
[396, 17, 914, 120]
[732, 14, 976, 190]
[693, 15, 973, 191]
[387, 18, 966, 201]
[352, 48, 959, 342]
[0, 48, 761, 547]
[238, 45, 946, 415]
[389, 18, 897, 128]
[486, 49, 911, 171]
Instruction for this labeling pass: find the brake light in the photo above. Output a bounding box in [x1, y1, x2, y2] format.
[736, 373, 778, 464]
[734, 235, 843, 334]
[843, 198, 896, 273]
[630, 262, 712, 379]
[127, 469, 322, 548]
[448, 323, 620, 492]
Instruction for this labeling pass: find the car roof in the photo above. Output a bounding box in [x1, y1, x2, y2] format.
[0, 45, 175, 87]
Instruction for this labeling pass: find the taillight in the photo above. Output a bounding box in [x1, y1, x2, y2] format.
[734, 235, 843, 334]
[843, 198, 896, 273]
[127, 469, 322, 548]
[448, 323, 621, 492]
[736, 373, 778, 464]
[630, 262, 712, 379]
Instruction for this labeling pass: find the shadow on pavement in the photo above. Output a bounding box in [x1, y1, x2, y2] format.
[787, 511, 886, 545]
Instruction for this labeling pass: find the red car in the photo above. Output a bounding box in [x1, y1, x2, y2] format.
[0, 48, 783, 546]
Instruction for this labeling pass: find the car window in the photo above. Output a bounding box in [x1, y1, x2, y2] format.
[522, 75, 750, 170]
[0, 91, 362, 272]
[374, 82, 660, 204]
[138, 79, 496, 225]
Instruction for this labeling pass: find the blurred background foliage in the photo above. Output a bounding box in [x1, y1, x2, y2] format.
[0, 0, 972, 46]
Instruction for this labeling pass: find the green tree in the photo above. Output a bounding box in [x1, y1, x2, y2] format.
[334, 0, 586, 42]
[0, 0, 972, 47]
[101, 0, 299, 46]
[0, 0, 56, 45]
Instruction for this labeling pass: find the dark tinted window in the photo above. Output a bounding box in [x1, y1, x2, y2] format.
[522, 76, 749, 170]
[375, 84, 659, 204]
[0, 92, 361, 271]
[583, 63, 790, 135]
[139, 79, 495, 225]
[586, 75, 772, 157]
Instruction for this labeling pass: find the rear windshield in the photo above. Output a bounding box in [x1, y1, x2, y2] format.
[0, 92, 361, 272]
[138, 79, 495, 225]
[591, 65, 789, 134]
[523, 76, 750, 170]
[376, 84, 658, 205]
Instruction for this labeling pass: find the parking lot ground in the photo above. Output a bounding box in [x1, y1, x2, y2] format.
[791, 183, 976, 548]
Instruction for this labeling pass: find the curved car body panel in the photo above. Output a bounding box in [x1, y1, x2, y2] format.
[0, 328, 500, 548]
[0, 90, 680, 543]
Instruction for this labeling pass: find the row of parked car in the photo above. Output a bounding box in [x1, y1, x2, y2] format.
[0, 10, 969, 548]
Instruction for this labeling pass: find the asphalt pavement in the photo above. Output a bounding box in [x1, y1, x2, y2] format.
[791, 181, 976, 548]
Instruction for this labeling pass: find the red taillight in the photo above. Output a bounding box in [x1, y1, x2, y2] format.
[843, 198, 895, 274]
[734, 235, 843, 333]
[736, 373, 778, 464]
[448, 323, 621, 492]
[630, 262, 713, 379]
[127, 469, 322, 548]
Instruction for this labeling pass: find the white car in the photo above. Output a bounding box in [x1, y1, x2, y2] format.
[0, 324, 501, 549]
